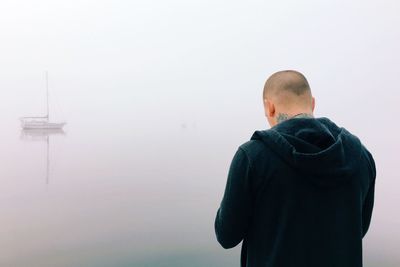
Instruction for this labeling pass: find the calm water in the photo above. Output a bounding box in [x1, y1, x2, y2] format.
[0, 116, 247, 267]
[0, 111, 399, 267]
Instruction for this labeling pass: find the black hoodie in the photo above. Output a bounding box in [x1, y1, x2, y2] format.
[214, 116, 376, 267]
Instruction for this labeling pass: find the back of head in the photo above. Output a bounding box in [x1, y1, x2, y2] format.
[263, 70, 313, 109]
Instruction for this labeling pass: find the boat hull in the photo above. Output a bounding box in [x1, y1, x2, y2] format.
[21, 121, 66, 130]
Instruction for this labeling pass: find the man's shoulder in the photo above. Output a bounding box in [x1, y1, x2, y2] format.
[238, 139, 269, 160]
[360, 143, 376, 181]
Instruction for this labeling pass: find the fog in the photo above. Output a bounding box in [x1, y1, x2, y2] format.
[0, 0, 399, 266]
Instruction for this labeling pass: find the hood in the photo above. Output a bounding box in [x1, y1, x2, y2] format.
[250, 117, 362, 186]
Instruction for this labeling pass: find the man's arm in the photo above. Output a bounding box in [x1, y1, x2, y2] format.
[214, 147, 253, 249]
[362, 149, 376, 238]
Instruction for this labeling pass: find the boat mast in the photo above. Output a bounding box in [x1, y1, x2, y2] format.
[45, 71, 49, 121]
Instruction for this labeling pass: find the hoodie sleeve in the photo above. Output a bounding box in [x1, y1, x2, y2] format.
[362, 149, 376, 238]
[214, 147, 253, 249]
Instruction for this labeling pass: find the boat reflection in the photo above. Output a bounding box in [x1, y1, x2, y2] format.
[20, 129, 66, 184]
[20, 128, 65, 141]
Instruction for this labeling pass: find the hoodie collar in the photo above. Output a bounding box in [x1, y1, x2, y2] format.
[250, 117, 362, 186]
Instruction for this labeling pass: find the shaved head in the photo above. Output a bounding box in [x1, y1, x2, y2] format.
[263, 70, 312, 108]
[262, 70, 315, 126]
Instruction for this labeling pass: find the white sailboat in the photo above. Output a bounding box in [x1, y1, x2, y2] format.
[20, 72, 66, 130]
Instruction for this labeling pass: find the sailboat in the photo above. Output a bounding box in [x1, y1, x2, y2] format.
[20, 72, 66, 129]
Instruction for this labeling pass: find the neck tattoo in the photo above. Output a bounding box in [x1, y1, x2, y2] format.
[276, 112, 314, 124]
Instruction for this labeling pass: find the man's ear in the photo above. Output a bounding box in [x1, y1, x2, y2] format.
[264, 98, 275, 117]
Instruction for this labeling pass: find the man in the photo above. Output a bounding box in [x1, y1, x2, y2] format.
[214, 70, 376, 267]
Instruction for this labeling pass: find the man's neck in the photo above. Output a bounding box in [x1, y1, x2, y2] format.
[291, 112, 314, 119]
[276, 112, 314, 124]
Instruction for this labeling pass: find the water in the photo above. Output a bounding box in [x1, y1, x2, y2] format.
[0, 116, 246, 266]
[1, 109, 399, 266]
